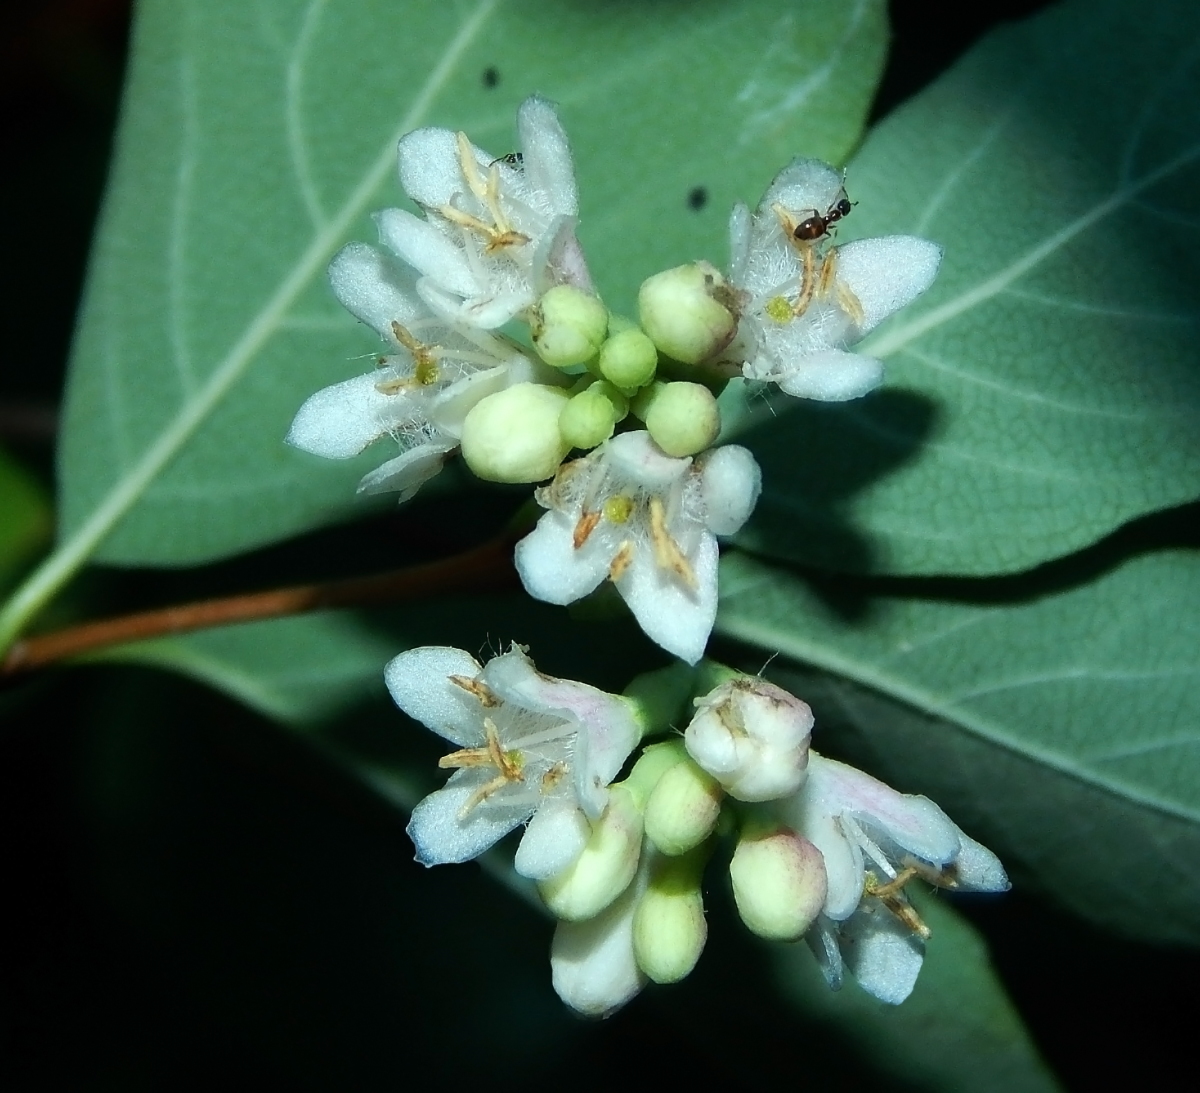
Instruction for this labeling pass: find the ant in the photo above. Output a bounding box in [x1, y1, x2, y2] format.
[791, 195, 853, 242]
[489, 151, 523, 167]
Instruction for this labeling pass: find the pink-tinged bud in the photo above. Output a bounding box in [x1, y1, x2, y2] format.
[730, 825, 827, 941]
[684, 677, 813, 802]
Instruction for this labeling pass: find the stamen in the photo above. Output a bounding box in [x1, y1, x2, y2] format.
[573, 510, 601, 548]
[649, 497, 697, 588]
[448, 674, 500, 707]
[863, 867, 933, 940]
[836, 281, 866, 326]
[609, 541, 634, 582]
[540, 761, 567, 794]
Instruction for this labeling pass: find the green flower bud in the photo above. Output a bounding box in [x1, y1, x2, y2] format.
[532, 285, 609, 368]
[729, 824, 827, 942]
[598, 327, 659, 390]
[633, 850, 707, 984]
[644, 757, 723, 856]
[638, 381, 721, 457]
[540, 785, 643, 921]
[460, 383, 570, 483]
[638, 261, 738, 364]
[622, 663, 698, 738]
[559, 382, 628, 450]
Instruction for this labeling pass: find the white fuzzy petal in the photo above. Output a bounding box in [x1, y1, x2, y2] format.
[398, 127, 490, 209]
[375, 208, 479, 297]
[761, 157, 845, 218]
[406, 774, 529, 866]
[356, 442, 455, 499]
[426, 366, 512, 437]
[286, 373, 406, 458]
[806, 918, 845, 991]
[775, 349, 883, 402]
[616, 534, 718, 665]
[328, 242, 421, 342]
[384, 646, 483, 745]
[518, 96, 578, 215]
[839, 907, 925, 1005]
[698, 445, 761, 536]
[531, 214, 593, 293]
[605, 431, 689, 490]
[514, 514, 612, 605]
[953, 834, 1011, 892]
[835, 236, 941, 336]
[728, 202, 752, 285]
[514, 801, 591, 880]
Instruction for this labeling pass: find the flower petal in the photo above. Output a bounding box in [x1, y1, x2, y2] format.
[953, 834, 1011, 892]
[835, 236, 942, 336]
[328, 242, 422, 343]
[698, 445, 761, 535]
[286, 372, 409, 458]
[384, 646, 483, 745]
[513, 513, 611, 605]
[615, 533, 718, 665]
[374, 208, 479, 298]
[406, 772, 530, 866]
[517, 95, 578, 216]
[513, 799, 591, 880]
[839, 906, 925, 1005]
[398, 126, 489, 209]
[774, 349, 883, 402]
[761, 157, 845, 220]
[356, 441, 455, 499]
[425, 366, 513, 437]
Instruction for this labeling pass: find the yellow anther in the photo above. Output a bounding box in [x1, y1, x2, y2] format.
[609, 541, 635, 582]
[863, 867, 933, 940]
[649, 497, 697, 589]
[448, 674, 501, 707]
[573, 510, 601, 549]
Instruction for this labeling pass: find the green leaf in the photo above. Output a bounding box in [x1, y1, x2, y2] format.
[731, 0, 1200, 575]
[716, 548, 1200, 944]
[0, 450, 51, 593]
[774, 894, 1062, 1093]
[55, 0, 885, 573]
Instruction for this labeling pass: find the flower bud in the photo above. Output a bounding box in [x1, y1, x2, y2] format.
[729, 824, 827, 942]
[540, 784, 643, 921]
[644, 757, 723, 856]
[638, 261, 738, 364]
[684, 677, 813, 802]
[633, 849, 707, 984]
[559, 382, 627, 450]
[460, 383, 570, 483]
[598, 327, 659, 390]
[636, 381, 721, 457]
[532, 285, 609, 368]
[551, 881, 645, 1017]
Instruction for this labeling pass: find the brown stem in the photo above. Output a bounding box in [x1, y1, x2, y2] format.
[1, 531, 519, 678]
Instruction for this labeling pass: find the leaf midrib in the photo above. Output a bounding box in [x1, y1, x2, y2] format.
[0, 0, 501, 650]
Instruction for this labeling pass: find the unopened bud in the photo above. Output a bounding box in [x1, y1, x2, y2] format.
[638, 261, 738, 364]
[461, 383, 570, 483]
[532, 285, 608, 368]
[685, 677, 813, 802]
[637, 381, 721, 457]
[633, 849, 707, 984]
[729, 824, 827, 941]
[551, 881, 645, 1017]
[559, 382, 627, 450]
[598, 327, 658, 390]
[644, 757, 723, 856]
[540, 784, 643, 921]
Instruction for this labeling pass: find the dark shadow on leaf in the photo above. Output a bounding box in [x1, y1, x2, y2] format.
[734, 387, 941, 614]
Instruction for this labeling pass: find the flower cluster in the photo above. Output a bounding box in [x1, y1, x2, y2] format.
[287, 98, 1004, 1016]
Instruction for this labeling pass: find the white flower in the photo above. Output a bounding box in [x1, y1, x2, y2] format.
[784, 751, 1009, 1005]
[513, 432, 762, 665]
[684, 676, 813, 801]
[724, 157, 941, 401]
[385, 645, 640, 881]
[286, 242, 551, 499]
[379, 95, 593, 330]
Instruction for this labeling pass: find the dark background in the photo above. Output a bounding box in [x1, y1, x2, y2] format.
[1, 2, 1193, 1089]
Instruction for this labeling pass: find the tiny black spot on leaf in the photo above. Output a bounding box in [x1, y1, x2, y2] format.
[482, 66, 500, 89]
[687, 186, 708, 211]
